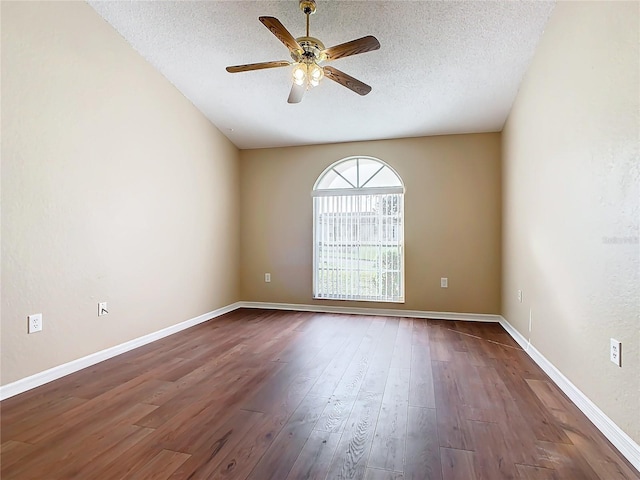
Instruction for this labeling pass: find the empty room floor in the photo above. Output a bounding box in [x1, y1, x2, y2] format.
[1, 309, 638, 479]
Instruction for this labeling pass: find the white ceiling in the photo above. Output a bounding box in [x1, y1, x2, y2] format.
[88, 0, 556, 150]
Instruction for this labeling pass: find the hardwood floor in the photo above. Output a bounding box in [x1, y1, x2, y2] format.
[1, 309, 638, 479]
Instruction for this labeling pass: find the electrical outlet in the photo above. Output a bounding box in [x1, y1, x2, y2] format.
[440, 277, 448, 288]
[518, 290, 523, 303]
[610, 338, 622, 367]
[98, 302, 108, 316]
[28, 313, 43, 333]
[265, 273, 271, 283]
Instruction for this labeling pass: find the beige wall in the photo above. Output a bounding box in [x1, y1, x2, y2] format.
[1, 2, 240, 385]
[502, 1, 639, 442]
[240, 134, 501, 314]
[3, 0, 636, 452]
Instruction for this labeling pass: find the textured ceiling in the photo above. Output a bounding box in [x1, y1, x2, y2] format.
[88, 1, 556, 149]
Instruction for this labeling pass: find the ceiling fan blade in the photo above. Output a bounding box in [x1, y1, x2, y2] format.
[259, 16, 303, 54]
[322, 35, 380, 61]
[226, 60, 290, 73]
[288, 82, 305, 104]
[323, 66, 372, 96]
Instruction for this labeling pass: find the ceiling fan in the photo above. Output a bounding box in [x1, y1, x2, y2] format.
[226, 0, 380, 104]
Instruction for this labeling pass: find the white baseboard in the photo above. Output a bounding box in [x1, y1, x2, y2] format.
[0, 302, 243, 401]
[499, 316, 640, 473]
[239, 301, 502, 323]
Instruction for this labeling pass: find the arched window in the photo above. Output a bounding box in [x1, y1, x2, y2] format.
[312, 157, 405, 302]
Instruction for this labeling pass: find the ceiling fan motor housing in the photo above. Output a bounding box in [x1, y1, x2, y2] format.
[292, 37, 326, 63]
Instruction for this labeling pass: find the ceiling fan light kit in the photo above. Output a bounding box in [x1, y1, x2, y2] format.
[292, 62, 324, 87]
[226, 0, 380, 104]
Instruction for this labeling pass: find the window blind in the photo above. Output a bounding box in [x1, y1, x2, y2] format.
[314, 193, 404, 302]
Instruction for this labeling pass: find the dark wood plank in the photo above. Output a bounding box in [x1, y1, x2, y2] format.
[204, 408, 297, 479]
[272, 313, 344, 364]
[440, 447, 477, 480]
[67, 426, 156, 479]
[460, 366, 554, 470]
[411, 319, 431, 347]
[306, 324, 370, 398]
[368, 367, 408, 473]
[285, 429, 341, 480]
[14, 376, 165, 444]
[246, 394, 328, 479]
[516, 464, 560, 480]
[46, 424, 155, 479]
[382, 367, 411, 406]
[405, 406, 442, 480]
[123, 448, 190, 480]
[468, 420, 520, 480]
[564, 429, 640, 480]
[241, 361, 309, 413]
[536, 440, 601, 480]
[302, 331, 352, 379]
[368, 433, 405, 473]
[331, 319, 387, 398]
[1, 396, 87, 441]
[462, 364, 522, 423]
[360, 319, 398, 394]
[451, 362, 493, 411]
[135, 355, 272, 429]
[201, 373, 319, 478]
[165, 408, 264, 479]
[493, 356, 572, 444]
[389, 318, 413, 370]
[326, 390, 384, 479]
[315, 394, 358, 434]
[1, 402, 158, 480]
[365, 468, 405, 479]
[0, 440, 37, 472]
[428, 321, 457, 362]
[408, 343, 436, 408]
[526, 376, 625, 467]
[432, 361, 474, 451]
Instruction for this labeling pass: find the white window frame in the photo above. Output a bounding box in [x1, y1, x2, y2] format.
[312, 156, 405, 303]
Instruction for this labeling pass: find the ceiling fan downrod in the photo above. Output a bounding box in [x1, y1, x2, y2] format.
[300, 0, 316, 36]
